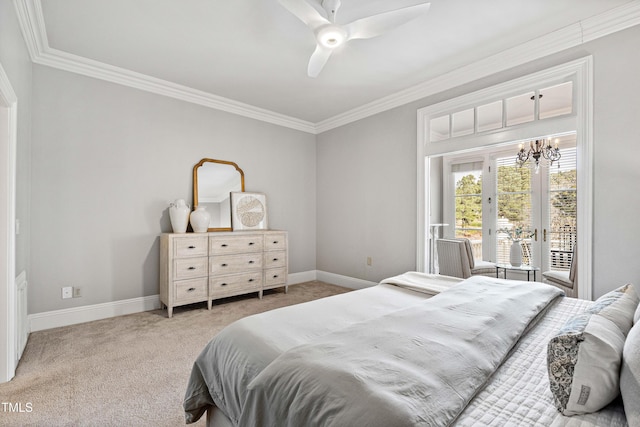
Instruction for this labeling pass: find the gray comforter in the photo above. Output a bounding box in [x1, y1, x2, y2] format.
[185, 277, 563, 426]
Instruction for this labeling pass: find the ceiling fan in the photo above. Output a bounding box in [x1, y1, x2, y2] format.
[278, 0, 431, 77]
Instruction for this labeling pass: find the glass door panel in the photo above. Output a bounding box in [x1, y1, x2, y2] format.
[547, 146, 577, 271]
[453, 164, 483, 259]
[495, 158, 533, 265]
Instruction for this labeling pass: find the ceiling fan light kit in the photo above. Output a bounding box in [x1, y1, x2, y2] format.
[317, 25, 347, 48]
[279, 0, 431, 77]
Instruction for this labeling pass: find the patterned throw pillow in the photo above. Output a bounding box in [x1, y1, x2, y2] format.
[547, 284, 639, 416]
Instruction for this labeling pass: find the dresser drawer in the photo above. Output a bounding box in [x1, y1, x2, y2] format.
[264, 233, 287, 251]
[264, 250, 286, 269]
[209, 253, 262, 275]
[173, 257, 208, 280]
[209, 272, 262, 296]
[173, 236, 208, 258]
[209, 234, 264, 255]
[174, 278, 208, 302]
[264, 267, 287, 288]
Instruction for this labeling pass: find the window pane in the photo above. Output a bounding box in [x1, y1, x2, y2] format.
[430, 115, 450, 141]
[454, 169, 483, 257]
[506, 92, 535, 126]
[540, 81, 573, 120]
[496, 158, 532, 264]
[548, 143, 577, 271]
[477, 101, 503, 132]
[452, 109, 474, 137]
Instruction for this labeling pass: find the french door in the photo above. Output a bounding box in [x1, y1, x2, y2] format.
[492, 137, 577, 274]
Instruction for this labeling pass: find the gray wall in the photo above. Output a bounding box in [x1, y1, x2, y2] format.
[317, 25, 640, 298]
[0, 0, 32, 278]
[30, 66, 316, 313]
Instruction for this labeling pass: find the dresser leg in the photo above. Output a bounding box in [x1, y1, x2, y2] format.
[168, 306, 173, 318]
[284, 285, 288, 294]
[259, 290, 263, 299]
[207, 300, 212, 310]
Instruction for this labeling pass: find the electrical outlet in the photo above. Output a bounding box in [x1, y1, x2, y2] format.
[73, 287, 81, 298]
[61, 287, 73, 299]
[366, 257, 372, 266]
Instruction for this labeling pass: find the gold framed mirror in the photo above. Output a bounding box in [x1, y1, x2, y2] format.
[193, 158, 245, 232]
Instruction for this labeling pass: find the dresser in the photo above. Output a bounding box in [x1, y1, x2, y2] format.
[160, 230, 288, 317]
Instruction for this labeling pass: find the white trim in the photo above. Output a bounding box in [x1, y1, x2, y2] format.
[12, 0, 640, 134]
[575, 57, 594, 301]
[12, 0, 316, 134]
[15, 270, 28, 360]
[26, 270, 362, 331]
[316, 271, 377, 290]
[287, 270, 317, 285]
[417, 57, 593, 300]
[28, 295, 162, 332]
[318, 1, 640, 132]
[0, 63, 18, 383]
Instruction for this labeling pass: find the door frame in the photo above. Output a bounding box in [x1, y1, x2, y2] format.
[0, 62, 18, 383]
[417, 57, 593, 300]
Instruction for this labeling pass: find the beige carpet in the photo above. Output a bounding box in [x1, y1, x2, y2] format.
[0, 281, 350, 427]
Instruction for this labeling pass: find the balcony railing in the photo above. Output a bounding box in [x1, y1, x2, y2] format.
[461, 233, 574, 270]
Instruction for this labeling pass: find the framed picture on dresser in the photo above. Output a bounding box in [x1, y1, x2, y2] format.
[231, 192, 268, 230]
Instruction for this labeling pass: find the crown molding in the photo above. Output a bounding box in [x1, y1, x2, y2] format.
[316, 0, 640, 133]
[13, 0, 640, 135]
[12, 0, 317, 134]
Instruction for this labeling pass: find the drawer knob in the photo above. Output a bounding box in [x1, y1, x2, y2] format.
[188, 245, 196, 249]
[221, 263, 228, 267]
[221, 283, 228, 286]
[188, 266, 196, 270]
[187, 287, 196, 292]
[249, 242, 255, 246]
[273, 258, 278, 262]
[221, 244, 228, 247]
[273, 241, 278, 244]
[249, 279, 254, 282]
[249, 260, 254, 264]
[273, 275, 279, 279]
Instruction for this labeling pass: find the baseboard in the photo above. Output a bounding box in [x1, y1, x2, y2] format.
[29, 295, 161, 332]
[287, 270, 317, 285]
[27, 270, 375, 331]
[315, 271, 378, 290]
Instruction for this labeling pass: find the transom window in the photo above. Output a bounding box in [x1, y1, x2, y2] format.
[430, 81, 573, 142]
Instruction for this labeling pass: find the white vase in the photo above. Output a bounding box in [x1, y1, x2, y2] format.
[168, 199, 190, 233]
[509, 240, 523, 267]
[190, 206, 211, 233]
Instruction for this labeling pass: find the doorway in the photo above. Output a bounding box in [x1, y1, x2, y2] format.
[441, 135, 576, 278]
[0, 64, 18, 383]
[417, 58, 593, 299]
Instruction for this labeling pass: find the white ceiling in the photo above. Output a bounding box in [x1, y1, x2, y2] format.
[31, 0, 636, 125]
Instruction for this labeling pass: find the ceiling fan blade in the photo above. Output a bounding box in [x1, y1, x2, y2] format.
[278, 0, 330, 31]
[345, 2, 431, 40]
[307, 44, 333, 78]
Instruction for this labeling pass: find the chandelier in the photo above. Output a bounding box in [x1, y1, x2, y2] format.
[516, 139, 561, 173]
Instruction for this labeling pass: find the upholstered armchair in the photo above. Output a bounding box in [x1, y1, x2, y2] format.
[436, 238, 497, 279]
[543, 246, 577, 298]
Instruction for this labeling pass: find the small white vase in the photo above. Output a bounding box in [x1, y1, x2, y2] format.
[509, 240, 523, 267]
[169, 199, 190, 233]
[190, 206, 211, 233]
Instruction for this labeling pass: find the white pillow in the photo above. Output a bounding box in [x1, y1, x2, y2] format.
[548, 284, 639, 416]
[621, 322, 640, 427]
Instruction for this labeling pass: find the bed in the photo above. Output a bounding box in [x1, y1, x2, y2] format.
[184, 272, 638, 426]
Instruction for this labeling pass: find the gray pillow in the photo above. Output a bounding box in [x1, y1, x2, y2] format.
[548, 284, 639, 416]
[621, 322, 640, 427]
